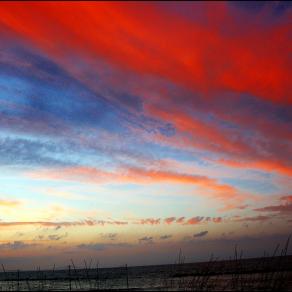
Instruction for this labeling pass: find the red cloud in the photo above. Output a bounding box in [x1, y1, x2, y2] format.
[0, 2, 290, 104]
[1, 2, 290, 180]
[137, 218, 161, 225]
[145, 104, 292, 178]
[164, 217, 176, 225]
[212, 217, 222, 223]
[176, 217, 185, 224]
[0, 216, 225, 229]
[185, 216, 205, 225]
[281, 195, 292, 203]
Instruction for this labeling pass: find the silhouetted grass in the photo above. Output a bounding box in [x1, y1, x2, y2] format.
[0, 237, 291, 291]
[164, 236, 291, 291]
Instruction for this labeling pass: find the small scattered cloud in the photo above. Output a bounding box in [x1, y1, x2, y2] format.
[48, 233, 68, 241]
[237, 204, 249, 210]
[136, 218, 160, 225]
[34, 233, 68, 241]
[138, 236, 154, 244]
[77, 243, 107, 251]
[221, 231, 235, 237]
[101, 233, 118, 241]
[164, 217, 176, 225]
[160, 235, 172, 240]
[185, 216, 205, 225]
[193, 231, 208, 238]
[176, 217, 185, 224]
[212, 217, 223, 223]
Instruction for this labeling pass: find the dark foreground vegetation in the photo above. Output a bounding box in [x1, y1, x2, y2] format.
[0, 238, 291, 291]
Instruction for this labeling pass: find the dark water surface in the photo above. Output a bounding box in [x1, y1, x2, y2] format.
[0, 256, 291, 291]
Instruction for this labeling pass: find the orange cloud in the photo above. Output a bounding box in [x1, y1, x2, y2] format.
[28, 165, 247, 209]
[219, 159, 292, 177]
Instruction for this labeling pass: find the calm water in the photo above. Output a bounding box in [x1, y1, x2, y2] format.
[0, 256, 291, 291]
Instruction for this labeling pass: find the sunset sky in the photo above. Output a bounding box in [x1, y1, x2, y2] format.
[0, 1, 291, 270]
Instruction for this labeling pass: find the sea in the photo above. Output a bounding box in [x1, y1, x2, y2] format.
[0, 255, 291, 291]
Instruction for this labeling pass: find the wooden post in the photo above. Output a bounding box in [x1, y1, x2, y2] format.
[17, 269, 20, 291]
[1, 264, 8, 290]
[68, 265, 72, 291]
[26, 278, 31, 291]
[96, 261, 99, 290]
[52, 264, 56, 291]
[126, 264, 129, 290]
[84, 259, 90, 288]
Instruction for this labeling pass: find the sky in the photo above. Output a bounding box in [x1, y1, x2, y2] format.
[0, 1, 291, 270]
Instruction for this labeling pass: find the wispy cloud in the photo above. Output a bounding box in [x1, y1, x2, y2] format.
[28, 166, 247, 209]
[77, 242, 131, 251]
[0, 241, 38, 250]
[0, 219, 128, 228]
[254, 195, 292, 215]
[0, 198, 21, 207]
[234, 215, 272, 222]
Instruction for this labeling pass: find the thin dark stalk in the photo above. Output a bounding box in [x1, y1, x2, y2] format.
[125, 264, 129, 290]
[71, 259, 81, 289]
[17, 270, 20, 291]
[26, 278, 31, 291]
[84, 259, 91, 288]
[68, 265, 71, 291]
[95, 260, 99, 290]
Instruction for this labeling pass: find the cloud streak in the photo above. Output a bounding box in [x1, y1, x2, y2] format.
[28, 165, 247, 209]
[193, 231, 208, 238]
